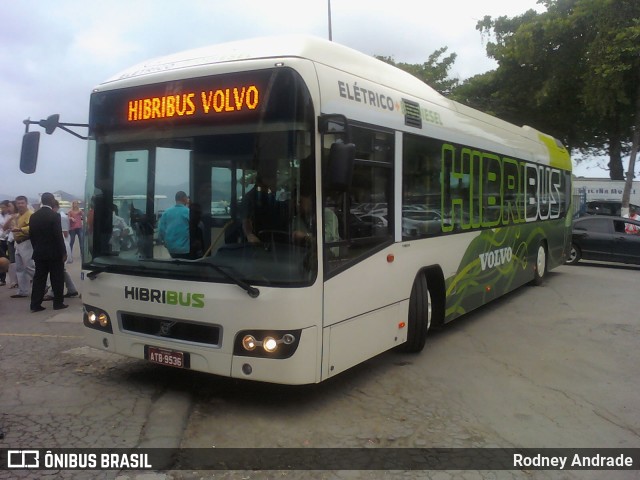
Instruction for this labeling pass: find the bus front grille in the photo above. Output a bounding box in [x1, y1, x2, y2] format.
[121, 313, 221, 346]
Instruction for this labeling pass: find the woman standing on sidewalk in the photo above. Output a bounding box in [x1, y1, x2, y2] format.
[2, 201, 19, 288]
[68, 200, 84, 260]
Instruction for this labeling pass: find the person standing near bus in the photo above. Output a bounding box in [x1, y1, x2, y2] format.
[2, 201, 19, 288]
[10, 196, 35, 299]
[158, 191, 191, 259]
[29, 192, 68, 312]
[68, 200, 84, 259]
[43, 200, 79, 299]
[0, 200, 10, 286]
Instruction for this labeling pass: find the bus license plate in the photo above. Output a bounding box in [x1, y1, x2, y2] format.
[146, 346, 185, 368]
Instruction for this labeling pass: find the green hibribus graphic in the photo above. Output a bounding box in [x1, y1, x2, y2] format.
[444, 224, 547, 320]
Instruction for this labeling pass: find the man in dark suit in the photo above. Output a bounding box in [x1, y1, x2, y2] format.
[30, 192, 68, 312]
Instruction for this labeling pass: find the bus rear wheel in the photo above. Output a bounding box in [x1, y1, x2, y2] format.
[531, 242, 547, 286]
[399, 274, 431, 353]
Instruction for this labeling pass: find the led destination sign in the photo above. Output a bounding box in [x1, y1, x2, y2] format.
[90, 68, 308, 132]
[127, 85, 260, 122]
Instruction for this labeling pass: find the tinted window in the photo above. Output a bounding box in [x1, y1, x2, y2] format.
[402, 134, 443, 239]
[576, 218, 611, 233]
[586, 202, 619, 216]
[323, 126, 394, 274]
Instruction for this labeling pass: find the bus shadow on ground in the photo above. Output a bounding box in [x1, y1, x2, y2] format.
[426, 270, 561, 339]
[120, 347, 396, 408]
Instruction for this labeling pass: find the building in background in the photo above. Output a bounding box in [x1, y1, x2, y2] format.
[573, 178, 640, 217]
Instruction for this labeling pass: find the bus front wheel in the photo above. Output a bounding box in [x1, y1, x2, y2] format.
[399, 274, 431, 353]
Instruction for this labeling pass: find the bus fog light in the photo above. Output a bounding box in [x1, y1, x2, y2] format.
[263, 337, 278, 352]
[242, 335, 257, 351]
[234, 329, 302, 359]
[83, 304, 113, 334]
[242, 363, 252, 375]
[98, 313, 109, 327]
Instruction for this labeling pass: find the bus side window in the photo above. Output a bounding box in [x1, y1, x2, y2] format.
[402, 134, 443, 239]
[323, 126, 394, 273]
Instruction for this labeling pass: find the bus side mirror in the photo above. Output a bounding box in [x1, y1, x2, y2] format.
[20, 131, 41, 174]
[319, 114, 348, 135]
[326, 142, 355, 192]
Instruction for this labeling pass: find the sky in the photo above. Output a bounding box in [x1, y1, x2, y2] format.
[1, 0, 608, 201]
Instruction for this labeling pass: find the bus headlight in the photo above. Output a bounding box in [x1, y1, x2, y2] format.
[83, 304, 113, 334]
[234, 329, 302, 359]
[242, 335, 257, 351]
[263, 337, 277, 352]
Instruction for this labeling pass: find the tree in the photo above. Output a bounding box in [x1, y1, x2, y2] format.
[576, 3, 640, 208]
[376, 47, 458, 96]
[464, 0, 640, 181]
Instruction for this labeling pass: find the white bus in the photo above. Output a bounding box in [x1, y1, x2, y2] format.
[79, 35, 572, 384]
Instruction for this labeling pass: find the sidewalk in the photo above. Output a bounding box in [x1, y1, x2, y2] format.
[0, 248, 84, 324]
[0, 247, 175, 480]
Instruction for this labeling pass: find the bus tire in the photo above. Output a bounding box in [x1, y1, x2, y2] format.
[531, 242, 547, 286]
[399, 273, 431, 353]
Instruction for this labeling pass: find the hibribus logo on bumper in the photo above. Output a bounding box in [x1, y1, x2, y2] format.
[124, 286, 204, 308]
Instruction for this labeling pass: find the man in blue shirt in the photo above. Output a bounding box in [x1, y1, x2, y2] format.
[158, 191, 190, 258]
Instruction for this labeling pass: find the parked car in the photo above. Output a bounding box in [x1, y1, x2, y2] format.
[357, 214, 388, 236]
[211, 201, 230, 217]
[566, 215, 640, 265]
[402, 210, 443, 236]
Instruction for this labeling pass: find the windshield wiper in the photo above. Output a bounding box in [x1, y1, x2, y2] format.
[87, 262, 151, 280]
[140, 259, 260, 298]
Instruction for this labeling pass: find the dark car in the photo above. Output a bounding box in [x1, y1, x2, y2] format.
[566, 215, 640, 265]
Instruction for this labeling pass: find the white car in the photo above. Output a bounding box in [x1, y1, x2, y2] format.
[402, 210, 443, 236]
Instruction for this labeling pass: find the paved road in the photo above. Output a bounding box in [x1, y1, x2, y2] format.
[1, 254, 639, 480]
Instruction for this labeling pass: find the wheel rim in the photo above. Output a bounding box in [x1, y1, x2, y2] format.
[426, 289, 432, 330]
[569, 246, 577, 263]
[537, 245, 546, 277]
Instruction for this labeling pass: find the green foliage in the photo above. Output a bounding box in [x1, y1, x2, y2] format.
[457, 0, 640, 180]
[376, 47, 459, 96]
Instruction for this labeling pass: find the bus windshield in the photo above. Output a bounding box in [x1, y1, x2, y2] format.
[85, 67, 317, 287]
